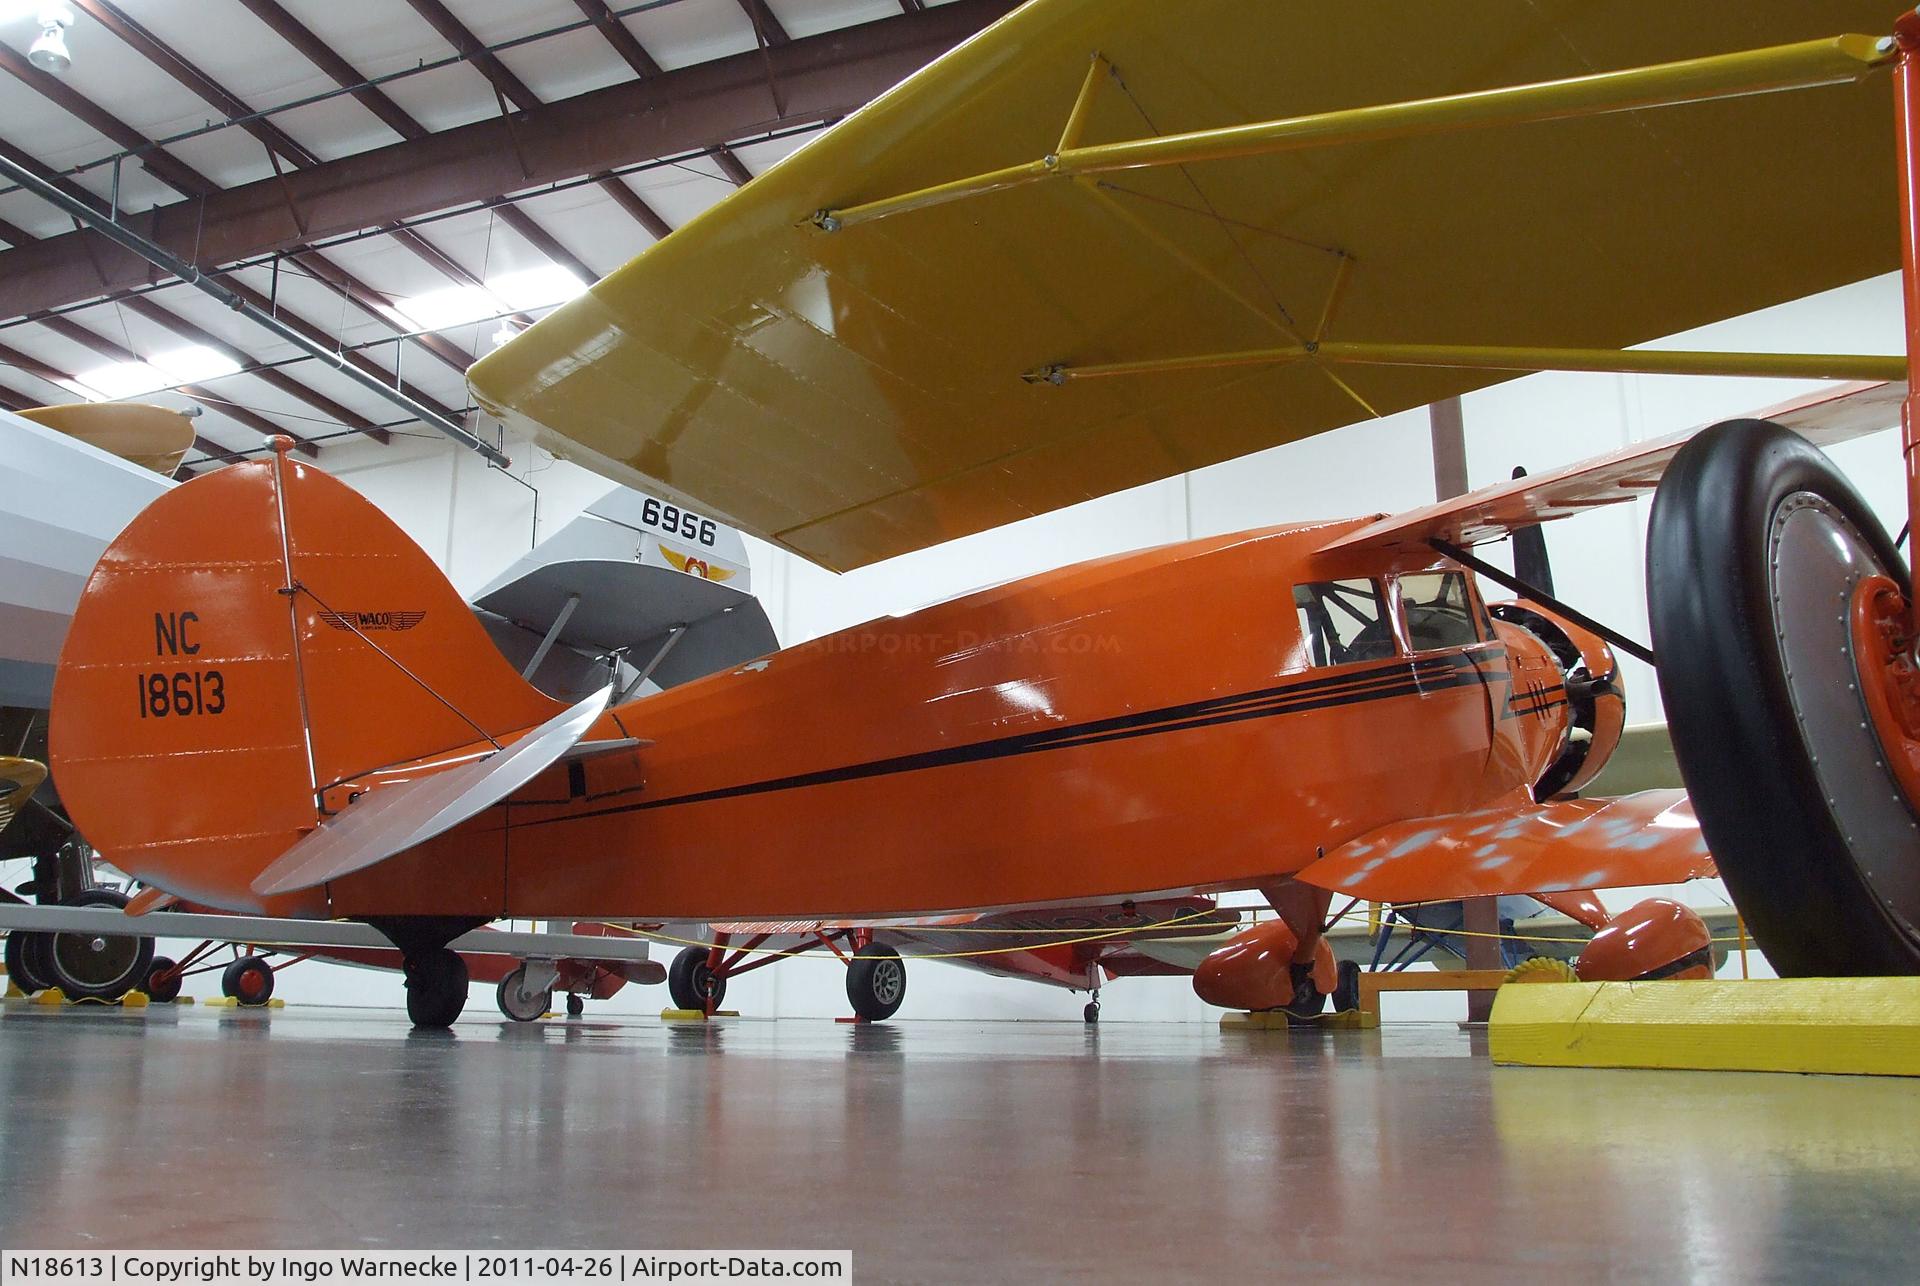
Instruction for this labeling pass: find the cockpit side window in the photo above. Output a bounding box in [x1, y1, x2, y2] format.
[1398, 571, 1487, 651]
[1292, 579, 1394, 667]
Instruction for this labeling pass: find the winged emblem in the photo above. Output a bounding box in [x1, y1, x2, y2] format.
[658, 544, 735, 582]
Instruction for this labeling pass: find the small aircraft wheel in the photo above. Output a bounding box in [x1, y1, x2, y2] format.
[221, 955, 275, 1005]
[1650, 419, 1920, 975]
[1280, 961, 1327, 1021]
[846, 943, 906, 1021]
[34, 889, 154, 1001]
[5, 931, 49, 994]
[667, 946, 725, 1011]
[566, 993, 585, 1017]
[1083, 1000, 1100, 1024]
[404, 948, 468, 1029]
[144, 956, 182, 1003]
[1331, 960, 1362, 1013]
[495, 965, 551, 1022]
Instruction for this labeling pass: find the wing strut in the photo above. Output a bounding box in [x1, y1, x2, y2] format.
[1432, 539, 1654, 666]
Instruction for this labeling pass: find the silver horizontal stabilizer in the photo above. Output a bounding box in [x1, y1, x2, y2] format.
[250, 686, 612, 896]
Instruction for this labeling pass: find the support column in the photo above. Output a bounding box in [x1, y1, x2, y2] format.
[1431, 397, 1502, 1023]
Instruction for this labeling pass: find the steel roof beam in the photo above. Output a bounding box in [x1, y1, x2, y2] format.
[736, 0, 790, 47]
[0, 153, 503, 464]
[575, 0, 757, 194]
[0, 0, 1014, 318]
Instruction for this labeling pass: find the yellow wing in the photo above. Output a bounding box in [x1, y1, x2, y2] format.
[16, 403, 197, 477]
[472, 0, 1899, 571]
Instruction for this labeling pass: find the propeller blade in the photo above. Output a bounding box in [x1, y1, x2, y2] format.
[1510, 465, 1557, 596]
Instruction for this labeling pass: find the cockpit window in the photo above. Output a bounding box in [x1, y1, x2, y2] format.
[1292, 579, 1394, 666]
[1398, 571, 1486, 651]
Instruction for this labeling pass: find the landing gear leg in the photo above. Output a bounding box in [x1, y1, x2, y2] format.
[365, 917, 484, 1030]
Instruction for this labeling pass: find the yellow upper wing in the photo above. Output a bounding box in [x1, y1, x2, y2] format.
[16, 403, 196, 477]
[471, 0, 1901, 571]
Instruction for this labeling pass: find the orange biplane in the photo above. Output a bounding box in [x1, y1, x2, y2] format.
[39, 1, 1920, 1025]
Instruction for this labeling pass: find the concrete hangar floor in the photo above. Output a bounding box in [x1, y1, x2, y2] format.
[0, 1006, 1912, 1280]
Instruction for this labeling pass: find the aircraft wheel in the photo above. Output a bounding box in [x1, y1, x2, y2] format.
[1083, 1000, 1100, 1024]
[5, 931, 49, 994]
[667, 946, 725, 1011]
[1649, 419, 1920, 975]
[144, 956, 182, 1003]
[34, 889, 154, 1001]
[1331, 960, 1362, 1013]
[404, 948, 468, 1029]
[496, 965, 551, 1022]
[221, 955, 275, 1005]
[566, 993, 585, 1017]
[846, 943, 906, 1021]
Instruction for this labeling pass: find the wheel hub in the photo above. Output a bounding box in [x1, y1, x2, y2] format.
[1853, 574, 1920, 804]
[1771, 494, 1920, 936]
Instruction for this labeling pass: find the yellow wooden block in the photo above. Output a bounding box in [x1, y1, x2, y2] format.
[661, 1008, 739, 1020]
[30, 988, 65, 1006]
[1490, 978, 1920, 1077]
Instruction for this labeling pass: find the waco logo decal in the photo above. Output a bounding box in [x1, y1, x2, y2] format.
[317, 609, 427, 632]
[659, 543, 736, 582]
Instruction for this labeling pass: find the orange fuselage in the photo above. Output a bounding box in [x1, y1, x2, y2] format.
[327, 521, 1569, 922]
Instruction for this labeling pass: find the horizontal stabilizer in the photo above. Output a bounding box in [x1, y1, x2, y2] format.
[1294, 789, 1713, 903]
[1319, 381, 1902, 559]
[251, 687, 611, 897]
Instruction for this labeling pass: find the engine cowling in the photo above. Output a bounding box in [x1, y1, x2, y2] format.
[1489, 602, 1626, 799]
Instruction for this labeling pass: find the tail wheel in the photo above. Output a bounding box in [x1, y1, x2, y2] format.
[495, 965, 551, 1022]
[565, 993, 585, 1017]
[1649, 419, 1920, 975]
[1082, 1000, 1101, 1024]
[846, 943, 906, 1021]
[33, 889, 154, 1001]
[404, 948, 469, 1029]
[221, 955, 275, 1005]
[667, 946, 725, 1011]
[145, 956, 183, 1003]
[5, 931, 49, 994]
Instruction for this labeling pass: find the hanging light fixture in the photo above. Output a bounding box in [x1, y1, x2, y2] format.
[27, 3, 75, 75]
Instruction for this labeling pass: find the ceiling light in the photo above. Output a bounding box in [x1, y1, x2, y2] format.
[27, 4, 74, 76]
[491, 321, 520, 350]
[68, 360, 167, 401]
[389, 284, 497, 332]
[489, 266, 587, 310]
[150, 345, 240, 383]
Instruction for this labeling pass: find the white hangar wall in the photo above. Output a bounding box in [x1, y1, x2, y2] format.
[160, 271, 1905, 1021]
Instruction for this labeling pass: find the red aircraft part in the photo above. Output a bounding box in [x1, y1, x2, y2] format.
[1576, 897, 1714, 982]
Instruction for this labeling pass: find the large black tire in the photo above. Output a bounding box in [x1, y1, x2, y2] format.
[221, 955, 275, 1005]
[404, 948, 469, 1029]
[5, 931, 49, 994]
[496, 965, 550, 1022]
[845, 943, 906, 1021]
[145, 956, 182, 1003]
[667, 946, 725, 1011]
[33, 889, 154, 1001]
[1649, 419, 1920, 975]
